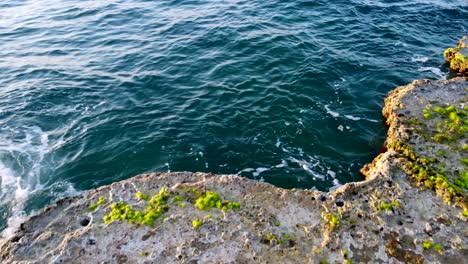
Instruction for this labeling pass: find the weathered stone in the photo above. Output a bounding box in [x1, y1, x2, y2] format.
[0, 78, 467, 263]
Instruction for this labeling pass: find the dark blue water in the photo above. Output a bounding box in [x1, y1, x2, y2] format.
[0, 0, 467, 234]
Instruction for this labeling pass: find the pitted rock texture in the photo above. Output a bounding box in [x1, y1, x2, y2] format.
[0, 78, 467, 263]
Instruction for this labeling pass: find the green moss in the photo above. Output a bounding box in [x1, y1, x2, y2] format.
[420, 104, 467, 146]
[194, 191, 240, 211]
[462, 158, 468, 166]
[393, 104, 468, 202]
[88, 203, 98, 212]
[422, 240, 433, 250]
[274, 220, 281, 227]
[192, 219, 203, 229]
[377, 202, 393, 211]
[88, 196, 106, 212]
[433, 244, 443, 253]
[422, 240, 443, 253]
[262, 233, 278, 245]
[454, 170, 468, 189]
[323, 213, 341, 231]
[103, 188, 169, 226]
[136, 191, 149, 201]
[342, 249, 348, 257]
[422, 108, 434, 119]
[463, 210, 468, 217]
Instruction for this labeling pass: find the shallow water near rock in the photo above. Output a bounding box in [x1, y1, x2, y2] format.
[0, 0, 467, 232]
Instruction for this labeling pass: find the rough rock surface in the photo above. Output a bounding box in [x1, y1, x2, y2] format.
[445, 36, 468, 76]
[1, 78, 467, 263]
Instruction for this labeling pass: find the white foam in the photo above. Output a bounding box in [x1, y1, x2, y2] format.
[344, 114, 379, 123]
[252, 167, 269, 177]
[329, 178, 342, 191]
[0, 126, 53, 239]
[274, 160, 288, 168]
[237, 167, 270, 177]
[325, 106, 378, 123]
[237, 168, 254, 174]
[418, 67, 446, 79]
[0, 163, 17, 189]
[411, 55, 429, 63]
[324, 104, 340, 118]
[327, 170, 336, 178]
[275, 138, 281, 148]
[344, 114, 361, 121]
[290, 157, 325, 180]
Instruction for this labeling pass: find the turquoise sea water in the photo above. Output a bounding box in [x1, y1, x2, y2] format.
[0, 0, 467, 233]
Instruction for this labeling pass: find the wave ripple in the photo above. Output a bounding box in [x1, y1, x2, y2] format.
[0, 0, 467, 233]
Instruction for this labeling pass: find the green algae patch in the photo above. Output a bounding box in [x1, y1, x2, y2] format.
[422, 240, 443, 253]
[377, 201, 400, 212]
[103, 188, 169, 226]
[98, 187, 241, 228]
[192, 219, 203, 229]
[422, 104, 467, 145]
[88, 196, 106, 212]
[136, 191, 150, 201]
[323, 213, 341, 231]
[389, 140, 467, 209]
[194, 191, 240, 211]
[389, 102, 468, 209]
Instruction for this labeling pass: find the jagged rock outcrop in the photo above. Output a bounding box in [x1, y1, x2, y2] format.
[444, 36, 468, 76]
[0, 78, 467, 263]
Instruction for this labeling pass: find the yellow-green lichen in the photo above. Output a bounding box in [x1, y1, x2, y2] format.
[136, 191, 150, 201]
[88, 196, 106, 212]
[323, 213, 341, 231]
[377, 201, 401, 212]
[192, 219, 203, 229]
[444, 47, 460, 60]
[103, 188, 169, 226]
[194, 191, 240, 211]
[422, 240, 443, 253]
[450, 53, 468, 74]
[389, 141, 467, 208]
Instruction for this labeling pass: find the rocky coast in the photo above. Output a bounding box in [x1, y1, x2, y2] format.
[1, 51, 467, 263]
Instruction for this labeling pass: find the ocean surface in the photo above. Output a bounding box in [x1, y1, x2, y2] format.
[0, 0, 467, 235]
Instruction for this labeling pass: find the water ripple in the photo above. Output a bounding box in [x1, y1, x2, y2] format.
[0, 0, 468, 233]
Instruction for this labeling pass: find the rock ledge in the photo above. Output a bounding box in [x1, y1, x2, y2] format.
[1, 78, 467, 264]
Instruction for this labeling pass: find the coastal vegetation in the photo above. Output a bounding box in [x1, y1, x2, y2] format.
[444, 37, 468, 76]
[96, 188, 241, 227]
